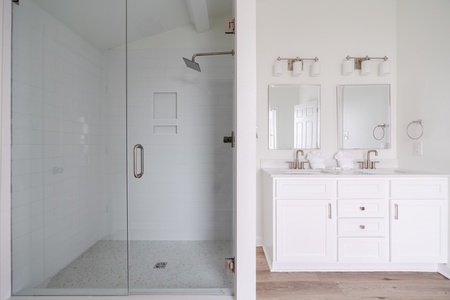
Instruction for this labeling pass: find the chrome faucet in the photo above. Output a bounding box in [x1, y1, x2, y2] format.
[285, 149, 309, 169]
[295, 150, 304, 169]
[367, 150, 378, 168]
[358, 150, 379, 169]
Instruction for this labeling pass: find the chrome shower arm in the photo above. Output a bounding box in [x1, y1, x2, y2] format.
[191, 50, 235, 62]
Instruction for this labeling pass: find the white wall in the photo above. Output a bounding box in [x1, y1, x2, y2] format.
[396, 0, 450, 271]
[126, 48, 233, 241]
[396, 0, 450, 173]
[234, 0, 257, 298]
[256, 0, 397, 244]
[10, 0, 108, 292]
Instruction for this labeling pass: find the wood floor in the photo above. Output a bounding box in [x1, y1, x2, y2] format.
[256, 247, 450, 299]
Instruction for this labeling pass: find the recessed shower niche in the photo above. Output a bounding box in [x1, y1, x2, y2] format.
[152, 92, 178, 135]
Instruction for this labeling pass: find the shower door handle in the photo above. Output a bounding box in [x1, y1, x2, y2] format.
[133, 144, 144, 178]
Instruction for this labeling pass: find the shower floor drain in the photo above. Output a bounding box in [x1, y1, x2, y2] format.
[154, 262, 167, 269]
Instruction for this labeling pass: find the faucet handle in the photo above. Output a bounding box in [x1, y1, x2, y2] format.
[299, 161, 310, 170]
[371, 161, 380, 169]
[357, 161, 366, 169]
[285, 161, 294, 169]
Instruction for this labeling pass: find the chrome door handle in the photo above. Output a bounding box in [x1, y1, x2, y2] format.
[328, 203, 332, 219]
[394, 204, 399, 220]
[133, 144, 144, 178]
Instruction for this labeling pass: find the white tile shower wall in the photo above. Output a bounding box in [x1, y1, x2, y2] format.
[11, 0, 107, 293]
[106, 48, 234, 241]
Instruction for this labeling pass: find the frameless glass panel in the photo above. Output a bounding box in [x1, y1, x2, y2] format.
[126, 0, 234, 295]
[11, 0, 128, 295]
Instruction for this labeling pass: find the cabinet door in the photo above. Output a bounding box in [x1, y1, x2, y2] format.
[276, 200, 337, 263]
[391, 200, 448, 263]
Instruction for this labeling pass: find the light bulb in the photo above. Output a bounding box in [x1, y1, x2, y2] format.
[311, 61, 321, 76]
[342, 60, 354, 75]
[361, 59, 371, 75]
[292, 60, 302, 76]
[273, 60, 283, 76]
[380, 60, 390, 76]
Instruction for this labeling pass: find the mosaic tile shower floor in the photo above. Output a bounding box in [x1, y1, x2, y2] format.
[45, 240, 233, 290]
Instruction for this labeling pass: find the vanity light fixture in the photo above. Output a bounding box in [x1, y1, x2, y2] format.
[273, 56, 320, 77]
[343, 55, 390, 76]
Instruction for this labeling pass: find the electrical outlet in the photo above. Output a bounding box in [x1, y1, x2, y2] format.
[413, 142, 423, 156]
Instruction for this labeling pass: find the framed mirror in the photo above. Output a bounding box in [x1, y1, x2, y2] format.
[268, 84, 320, 150]
[337, 84, 391, 149]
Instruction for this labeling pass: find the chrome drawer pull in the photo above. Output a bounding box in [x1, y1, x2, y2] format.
[359, 206, 366, 211]
[360, 225, 365, 229]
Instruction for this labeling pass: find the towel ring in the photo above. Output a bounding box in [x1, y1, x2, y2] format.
[372, 124, 386, 141]
[406, 119, 424, 140]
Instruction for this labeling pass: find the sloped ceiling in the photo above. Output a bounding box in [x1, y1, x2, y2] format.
[31, 0, 232, 50]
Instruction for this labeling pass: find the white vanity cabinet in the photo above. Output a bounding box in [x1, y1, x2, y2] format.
[277, 199, 336, 263]
[263, 176, 336, 270]
[263, 170, 449, 272]
[390, 179, 448, 263]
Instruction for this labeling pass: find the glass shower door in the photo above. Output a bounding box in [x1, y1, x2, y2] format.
[11, 0, 234, 296]
[11, 0, 128, 295]
[126, 0, 235, 294]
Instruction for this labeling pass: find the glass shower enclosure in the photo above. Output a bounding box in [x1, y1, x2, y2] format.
[11, 0, 234, 296]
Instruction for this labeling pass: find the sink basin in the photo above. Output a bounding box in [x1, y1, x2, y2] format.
[359, 169, 403, 175]
[284, 169, 321, 175]
[280, 169, 411, 176]
[320, 169, 357, 175]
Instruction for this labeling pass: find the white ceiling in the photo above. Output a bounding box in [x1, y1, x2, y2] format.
[31, 0, 232, 50]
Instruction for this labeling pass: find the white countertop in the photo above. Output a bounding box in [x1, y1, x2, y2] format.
[263, 168, 449, 178]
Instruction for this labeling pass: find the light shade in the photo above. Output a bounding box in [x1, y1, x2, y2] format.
[379, 60, 390, 76]
[292, 60, 302, 76]
[311, 61, 321, 76]
[361, 59, 371, 75]
[342, 60, 354, 75]
[273, 60, 283, 76]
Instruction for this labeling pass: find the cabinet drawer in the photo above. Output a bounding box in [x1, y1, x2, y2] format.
[390, 179, 448, 199]
[338, 237, 388, 263]
[338, 179, 387, 199]
[338, 199, 387, 218]
[275, 179, 333, 199]
[338, 218, 386, 237]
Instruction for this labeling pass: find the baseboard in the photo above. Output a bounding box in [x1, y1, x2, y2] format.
[256, 236, 263, 247]
[438, 264, 450, 279]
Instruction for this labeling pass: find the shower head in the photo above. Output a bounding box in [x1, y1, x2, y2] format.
[182, 50, 235, 73]
[183, 57, 201, 72]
